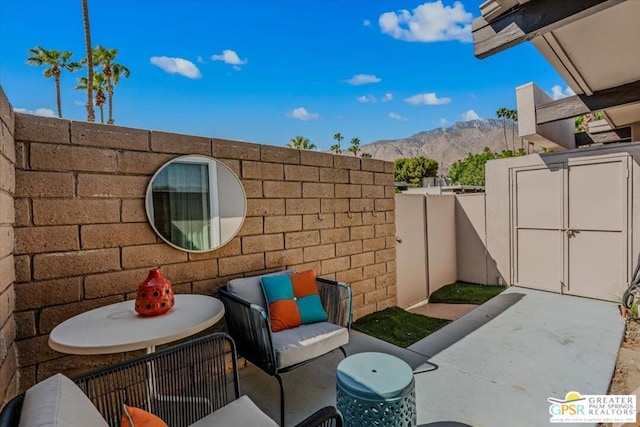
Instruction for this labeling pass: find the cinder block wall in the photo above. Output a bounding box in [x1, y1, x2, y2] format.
[11, 111, 396, 391]
[0, 89, 17, 405]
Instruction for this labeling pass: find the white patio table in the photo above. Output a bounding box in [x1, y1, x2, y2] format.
[48, 294, 225, 355]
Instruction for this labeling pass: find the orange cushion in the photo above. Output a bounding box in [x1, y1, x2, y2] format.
[121, 405, 167, 427]
[291, 269, 318, 298]
[261, 269, 328, 332]
[268, 299, 302, 331]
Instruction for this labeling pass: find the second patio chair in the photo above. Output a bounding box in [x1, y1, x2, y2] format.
[219, 269, 352, 426]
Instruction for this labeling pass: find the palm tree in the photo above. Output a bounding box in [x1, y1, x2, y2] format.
[348, 137, 360, 156]
[81, 0, 95, 122]
[508, 109, 521, 151]
[496, 107, 509, 151]
[75, 74, 107, 123]
[332, 133, 343, 154]
[287, 136, 316, 150]
[26, 47, 82, 118]
[93, 45, 130, 125]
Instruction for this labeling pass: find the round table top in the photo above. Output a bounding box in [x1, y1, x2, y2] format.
[336, 352, 414, 400]
[48, 294, 225, 355]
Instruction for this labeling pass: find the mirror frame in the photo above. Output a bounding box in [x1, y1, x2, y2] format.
[145, 155, 247, 253]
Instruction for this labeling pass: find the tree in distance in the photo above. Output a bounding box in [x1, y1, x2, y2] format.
[26, 47, 82, 118]
[394, 156, 439, 187]
[449, 147, 525, 186]
[287, 136, 316, 150]
[75, 73, 107, 123]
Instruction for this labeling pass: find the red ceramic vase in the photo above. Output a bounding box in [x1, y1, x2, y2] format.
[135, 268, 175, 316]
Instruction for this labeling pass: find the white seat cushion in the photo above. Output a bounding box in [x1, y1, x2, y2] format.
[188, 395, 278, 427]
[272, 322, 349, 369]
[18, 373, 109, 427]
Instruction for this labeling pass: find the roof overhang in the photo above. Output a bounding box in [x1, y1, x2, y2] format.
[473, 0, 640, 147]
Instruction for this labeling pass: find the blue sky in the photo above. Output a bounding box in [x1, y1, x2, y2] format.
[0, 0, 573, 150]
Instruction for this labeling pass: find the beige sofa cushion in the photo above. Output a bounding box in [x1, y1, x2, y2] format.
[272, 321, 349, 369]
[188, 395, 278, 427]
[18, 373, 109, 427]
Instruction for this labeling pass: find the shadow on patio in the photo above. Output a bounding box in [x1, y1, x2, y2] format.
[240, 288, 624, 426]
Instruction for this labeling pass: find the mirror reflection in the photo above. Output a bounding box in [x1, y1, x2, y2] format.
[146, 155, 246, 252]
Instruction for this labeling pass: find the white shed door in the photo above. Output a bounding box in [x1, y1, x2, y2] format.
[513, 165, 565, 293]
[566, 159, 629, 300]
[512, 156, 629, 301]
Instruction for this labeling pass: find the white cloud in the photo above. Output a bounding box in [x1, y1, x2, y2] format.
[196, 55, 205, 63]
[150, 56, 202, 79]
[363, 19, 371, 26]
[347, 74, 381, 85]
[462, 109, 480, 120]
[73, 100, 84, 106]
[211, 50, 247, 67]
[379, 1, 472, 43]
[287, 107, 320, 121]
[404, 92, 451, 105]
[439, 118, 448, 126]
[357, 95, 376, 103]
[550, 85, 575, 100]
[357, 92, 393, 103]
[388, 112, 408, 121]
[14, 107, 56, 117]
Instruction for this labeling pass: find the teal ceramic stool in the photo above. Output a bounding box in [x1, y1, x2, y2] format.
[336, 352, 416, 426]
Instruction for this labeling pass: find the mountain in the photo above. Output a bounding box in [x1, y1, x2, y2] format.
[361, 119, 520, 171]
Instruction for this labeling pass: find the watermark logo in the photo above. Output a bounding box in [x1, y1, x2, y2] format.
[548, 391, 636, 423]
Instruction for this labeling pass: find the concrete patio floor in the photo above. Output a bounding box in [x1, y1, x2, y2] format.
[239, 287, 625, 426]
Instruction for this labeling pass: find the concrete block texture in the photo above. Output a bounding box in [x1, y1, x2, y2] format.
[260, 145, 300, 164]
[1, 123, 16, 165]
[150, 131, 211, 155]
[212, 138, 261, 160]
[0, 86, 16, 134]
[300, 150, 333, 167]
[0, 87, 16, 406]
[33, 199, 120, 225]
[33, 249, 121, 280]
[7, 111, 396, 395]
[31, 143, 117, 173]
[15, 171, 74, 198]
[15, 114, 69, 144]
[71, 121, 149, 151]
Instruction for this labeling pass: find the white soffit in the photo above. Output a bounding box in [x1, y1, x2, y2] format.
[531, 0, 640, 127]
[532, 1, 640, 94]
[606, 103, 640, 128]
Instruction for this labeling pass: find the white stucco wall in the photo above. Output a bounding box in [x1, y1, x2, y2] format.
[485, 141, 640, 287]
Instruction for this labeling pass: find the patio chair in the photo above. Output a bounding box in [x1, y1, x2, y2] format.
[0, 332, 343, 427]
[218, 270, 352, 426]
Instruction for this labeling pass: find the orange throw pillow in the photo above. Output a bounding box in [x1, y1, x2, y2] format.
[261, 269, 328, 332]
[121, 405, 167, 427]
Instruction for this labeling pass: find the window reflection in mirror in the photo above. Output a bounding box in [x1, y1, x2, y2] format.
[146, 155, 246, 252]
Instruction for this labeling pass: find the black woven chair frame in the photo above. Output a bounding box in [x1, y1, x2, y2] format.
[218, 277, 352, 426]
[0, 332, 343, 427]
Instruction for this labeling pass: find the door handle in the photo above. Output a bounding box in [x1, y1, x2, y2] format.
[395, 237, 403, 244]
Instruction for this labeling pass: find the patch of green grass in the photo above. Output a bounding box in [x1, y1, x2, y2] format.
[429, 282, 505, 305]
[353, 306, 450, 348]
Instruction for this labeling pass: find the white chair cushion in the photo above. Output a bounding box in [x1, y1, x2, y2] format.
[227, 270, 294, 308]
[188, 395, 278, 427]
[272, 322, 349, 369]
[18, 373, 109, 427]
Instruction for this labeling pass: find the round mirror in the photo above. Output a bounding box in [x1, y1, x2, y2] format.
[145, 155, 246, 252]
